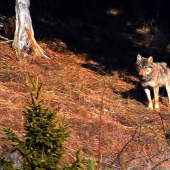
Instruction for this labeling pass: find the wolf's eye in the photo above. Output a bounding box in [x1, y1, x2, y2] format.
[144, 66, 148, 69]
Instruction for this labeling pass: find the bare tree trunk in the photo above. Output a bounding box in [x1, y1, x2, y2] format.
[13, 0, 49, 59]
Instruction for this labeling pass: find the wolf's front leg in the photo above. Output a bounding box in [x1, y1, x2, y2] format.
[144, 88, 153, 110]
[153, 86, 159, 111]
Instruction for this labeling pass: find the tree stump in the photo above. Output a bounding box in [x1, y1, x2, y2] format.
[12, 0, 49, 59]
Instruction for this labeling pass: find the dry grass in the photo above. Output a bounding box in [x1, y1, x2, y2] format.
[0, 39, 170, 169]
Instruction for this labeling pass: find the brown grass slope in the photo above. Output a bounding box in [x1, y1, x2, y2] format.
[0, 39, 170, 169]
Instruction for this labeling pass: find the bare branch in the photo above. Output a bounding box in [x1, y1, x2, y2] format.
[0, 35, 9, 41]
[109, 126, 139, 168]
[151, 158, 169, 170]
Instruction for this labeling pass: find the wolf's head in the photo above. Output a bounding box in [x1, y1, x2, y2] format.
[136, 54, 154, 80]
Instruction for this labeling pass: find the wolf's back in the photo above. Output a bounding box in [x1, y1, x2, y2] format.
[156, 62, 170, 78]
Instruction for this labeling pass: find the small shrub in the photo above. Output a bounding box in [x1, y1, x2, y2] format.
[0, 74, 86, 170]
[87, 158, 96, 170]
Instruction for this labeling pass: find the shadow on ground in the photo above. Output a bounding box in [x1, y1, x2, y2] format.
[113, 83, 147, 106]
[113, 82, 170, 108]
[30, 0, 170, 76]
[1, 0, 170, 76]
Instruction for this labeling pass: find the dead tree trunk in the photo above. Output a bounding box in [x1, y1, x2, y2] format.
[12, 0, 49, 59]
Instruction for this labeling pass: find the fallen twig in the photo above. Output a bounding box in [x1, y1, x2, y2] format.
[0, 35, 9, 41]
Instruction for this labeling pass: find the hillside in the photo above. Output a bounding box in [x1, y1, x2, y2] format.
[0, 39, 169, 169]
[1, 0, 170, 169]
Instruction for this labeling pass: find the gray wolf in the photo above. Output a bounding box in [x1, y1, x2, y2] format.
[136, 54, 170, 110]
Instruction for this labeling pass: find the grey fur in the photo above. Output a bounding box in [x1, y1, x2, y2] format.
[136, 54, 170, 110]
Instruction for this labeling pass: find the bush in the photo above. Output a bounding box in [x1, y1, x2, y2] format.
[0, 75, 86, 170]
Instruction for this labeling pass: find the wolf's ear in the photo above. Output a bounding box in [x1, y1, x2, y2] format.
[148, 56, 153, 63]
[137, 54, 142, 61]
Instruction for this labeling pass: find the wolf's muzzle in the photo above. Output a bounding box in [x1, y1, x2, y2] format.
[139, 74, 144, 78]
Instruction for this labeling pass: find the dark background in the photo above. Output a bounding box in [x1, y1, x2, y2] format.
[1, 0, 170, 75]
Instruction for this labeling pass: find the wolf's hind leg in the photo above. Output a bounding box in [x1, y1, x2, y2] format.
[153, 86, 159, 110]
[144, 88, 153, 110]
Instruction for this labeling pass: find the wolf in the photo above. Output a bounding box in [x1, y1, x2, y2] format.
[136, 54, 170, 110]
